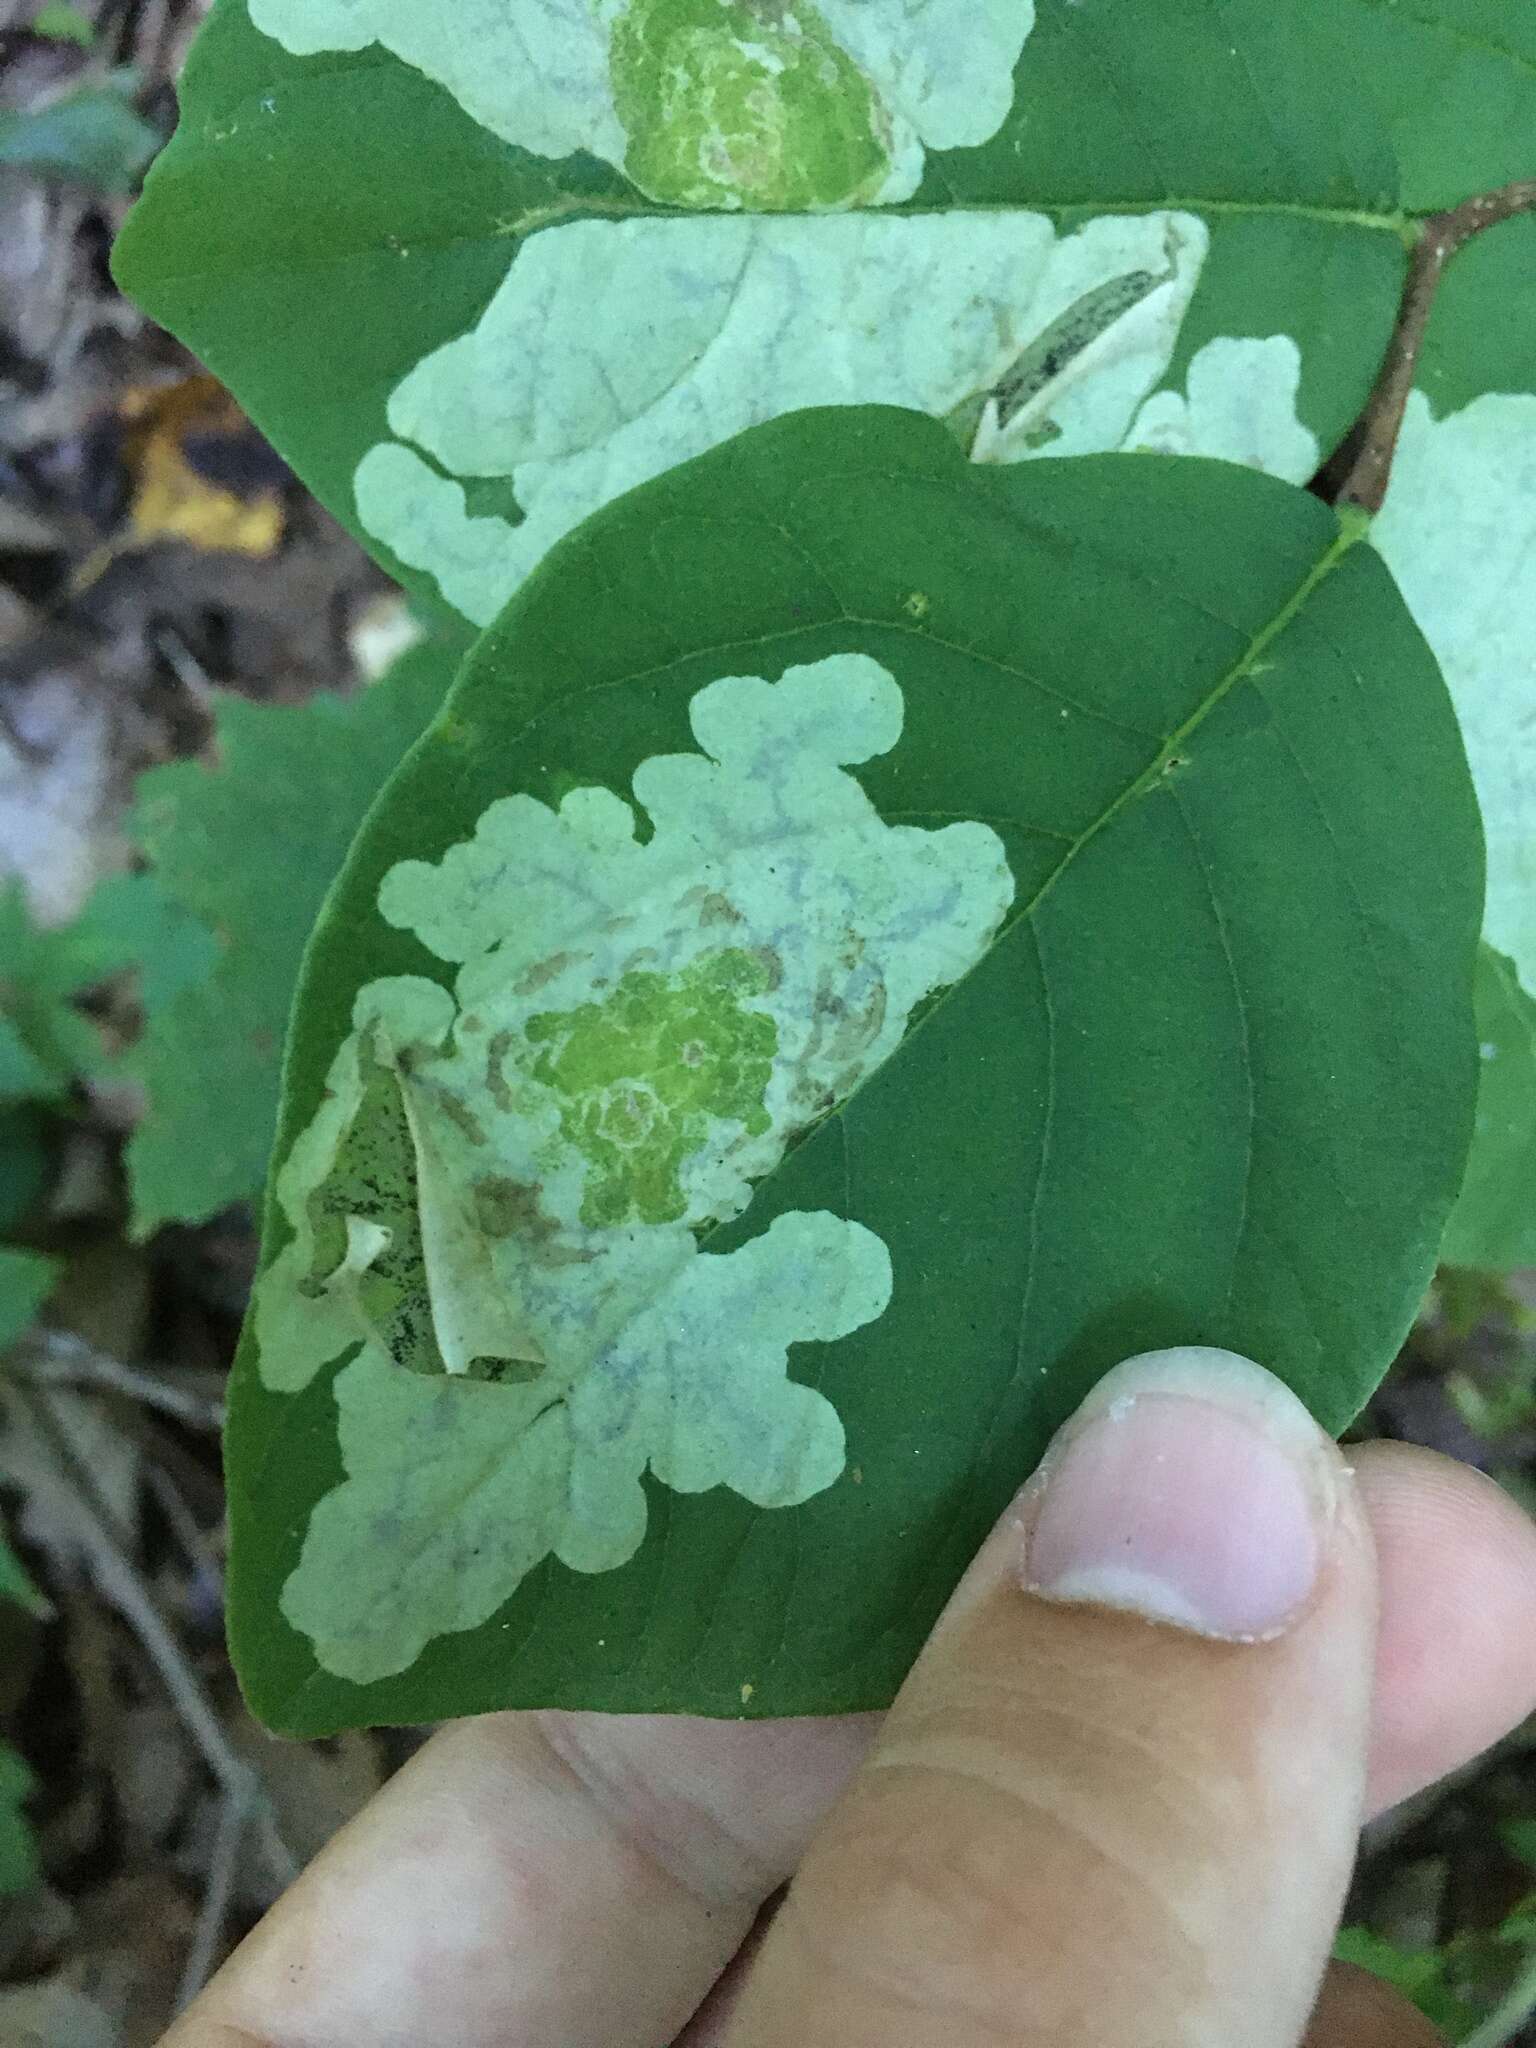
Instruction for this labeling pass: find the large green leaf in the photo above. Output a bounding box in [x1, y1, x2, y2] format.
[230, 408, 1481, 1733]
[125, 631, 468, 1230]
[1441, 945, 1536, 1272]
[1373, 214, 1536, 1013]
[113, 0, 1443, 626]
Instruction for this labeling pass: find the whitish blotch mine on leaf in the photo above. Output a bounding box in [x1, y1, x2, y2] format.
[247, 0, 1034, 211]
[1121, 335, 1319, 480]
[255, 654, 1015, 1681]
[1373, 390, 1536, 1001]
[359, 209, 1210, 623]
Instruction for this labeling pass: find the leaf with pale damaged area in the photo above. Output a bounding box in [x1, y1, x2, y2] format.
[1373, 391, 1536, 1005]
[247, 0, 1035, 210]
[230, 3, 1331, 627]
[358, 208, 1235, 623]
[255, 653, 1014, 1681]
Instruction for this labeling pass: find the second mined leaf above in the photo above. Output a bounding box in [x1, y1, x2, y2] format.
[116, 0, 1434, 623]
[229, 407, 1481, 1734]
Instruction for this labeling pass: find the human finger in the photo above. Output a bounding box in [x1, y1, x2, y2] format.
[1352, 1438, 1536, 1813]
[166, 1385, 1536, 2047]
[161, 1708, 872, 2048]
[724, 1348, 1377, 2047]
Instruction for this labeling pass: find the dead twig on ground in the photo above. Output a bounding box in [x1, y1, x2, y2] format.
[175, 1774, 252, 2012]
[15, 1329, 226, 1431]
[11, 1383, 297, 1908]
[143, 1453, 224, 1601]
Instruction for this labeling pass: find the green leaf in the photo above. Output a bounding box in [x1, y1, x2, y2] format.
[30, 4, 97, 45]
[0, 1534, 47, 1622]
[114, 0, 1432, 625]
[125, 632, 470, 1231]
[89, 872, 222, 1015]
[0, 1247, 58, 1354]
[1365, 211, 1536, 1306]
[0, 876, 205, 1103]
[1441, 946, 1536, 1271]
[0, 1745, 39, 1898]
[0, 1019, 52, 1106]
[228, 408, 1481, 1732]
[1373, 214, 1536, 1023]
[0, 891, 101, 1100]
[0, 76, 160, 190]
[1334, 1929, 1477, 2038]
[0, 1111, 49, 1237]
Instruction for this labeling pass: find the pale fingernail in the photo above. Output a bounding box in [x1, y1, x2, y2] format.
[1021, 1347, 1341, 1642]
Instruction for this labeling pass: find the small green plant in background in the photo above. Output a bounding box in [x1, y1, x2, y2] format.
[1339, 1833, 1536, 2047]
[0, 1255, 56, 1902]
[1, 2, 159, 193]
[29, 5, 96, 46]
[0, 630, 464, 1919]
[0, 1253, 57, 1362]
[121, 632, 468, 1230]
[0, 1743, 40, 1903]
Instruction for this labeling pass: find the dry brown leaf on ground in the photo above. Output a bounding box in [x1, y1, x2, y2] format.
[68, 1869, 196, 2046]
[118, 376, 285, 561]
[229, 1714, 385, 1893]
[0, 1868, 197, 2047]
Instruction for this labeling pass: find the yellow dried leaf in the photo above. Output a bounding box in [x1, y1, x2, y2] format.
[121, 376, 285, 558]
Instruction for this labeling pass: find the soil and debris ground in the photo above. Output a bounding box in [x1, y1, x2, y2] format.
[0, 4, 1534, 2041]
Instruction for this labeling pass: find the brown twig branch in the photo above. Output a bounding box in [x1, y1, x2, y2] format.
[1326, 180, 1536, 514]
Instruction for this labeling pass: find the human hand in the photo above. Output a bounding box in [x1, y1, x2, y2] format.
[164, 1348, 1536, 2047]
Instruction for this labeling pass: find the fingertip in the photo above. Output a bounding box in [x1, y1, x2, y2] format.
[730, 1350, 1379, 2048]
[1355, 1440, 1536, 1814]
[1018, 1348, 1346, 1642]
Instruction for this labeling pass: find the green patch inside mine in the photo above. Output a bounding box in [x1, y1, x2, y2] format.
[527, 948, 777, 1226]
[300, 1050, 441, 1376]
[608, 0, 892, 210]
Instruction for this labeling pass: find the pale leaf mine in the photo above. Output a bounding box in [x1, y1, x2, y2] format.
[257, 656, 1014, 1679]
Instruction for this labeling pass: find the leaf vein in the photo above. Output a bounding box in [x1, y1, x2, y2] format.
[1169, 787, 1256, 1318]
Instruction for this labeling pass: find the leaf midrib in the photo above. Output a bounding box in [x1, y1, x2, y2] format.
[125, 179, 1410, 293]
